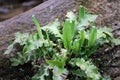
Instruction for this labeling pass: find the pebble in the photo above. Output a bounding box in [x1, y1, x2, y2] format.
[22, 1, 37, 7]
[0, 8, 9, 13]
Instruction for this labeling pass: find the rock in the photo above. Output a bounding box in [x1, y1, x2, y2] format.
[22, 1, 38, 7]
[0, 1, 76, 79]
[0, 0, 76, 66]
[0, 8, 9, 13]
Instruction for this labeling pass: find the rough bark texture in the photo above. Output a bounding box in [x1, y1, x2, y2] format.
[0, 0, 76, 66]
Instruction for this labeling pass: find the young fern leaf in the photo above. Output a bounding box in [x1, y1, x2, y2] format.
[4, 42, 15, 54]
[53, 67, 68, 80]
[23, 33, 46, 53]
[4, 32, 29, 54]
[46, 55, 68, 80]
[10, 52, 26, 66]
[72, 39, 80, 53]
[70, 58, 102, 80]
[14, 32, 29, 45]
[77, 6, 97, 31]
[32, 66, 50, 80]
[88, 26, 97, 47]
[46, 55, 67, 69]
[45, 31, 53, 49]
[42, 19, 61, 38]
[79, 30, 86, 48]
[32, 15, 43, 39]
[76, 58, 101, 80]
[79, 6, 85, 21]
[72, 30, 86, 54]
[62, 21, 75, 51]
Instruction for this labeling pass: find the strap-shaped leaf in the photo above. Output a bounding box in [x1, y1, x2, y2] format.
[88, 27, 97, 47]
[72, 39, 79, 53]
[79, 30, 86, 48]
[62, 21, 75, 50]
[32, 15, 43, 39]
[79, 6, 85, 21]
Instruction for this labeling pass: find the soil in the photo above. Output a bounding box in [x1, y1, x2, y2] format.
[0, 0, 120, 80]
[0, 62, 34, 80]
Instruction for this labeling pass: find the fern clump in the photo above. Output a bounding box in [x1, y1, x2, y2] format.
[5, 6, 120, 80]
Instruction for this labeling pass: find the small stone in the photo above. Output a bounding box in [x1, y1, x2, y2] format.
[0, 8, 9, 13]
[114, 50, 120, 58]
[22, 1, 37, 7]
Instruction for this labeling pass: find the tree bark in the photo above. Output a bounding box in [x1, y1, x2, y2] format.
[0, 0, 76, 66]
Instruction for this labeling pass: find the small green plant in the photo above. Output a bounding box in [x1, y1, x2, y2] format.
[5, 6, 119, 80]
